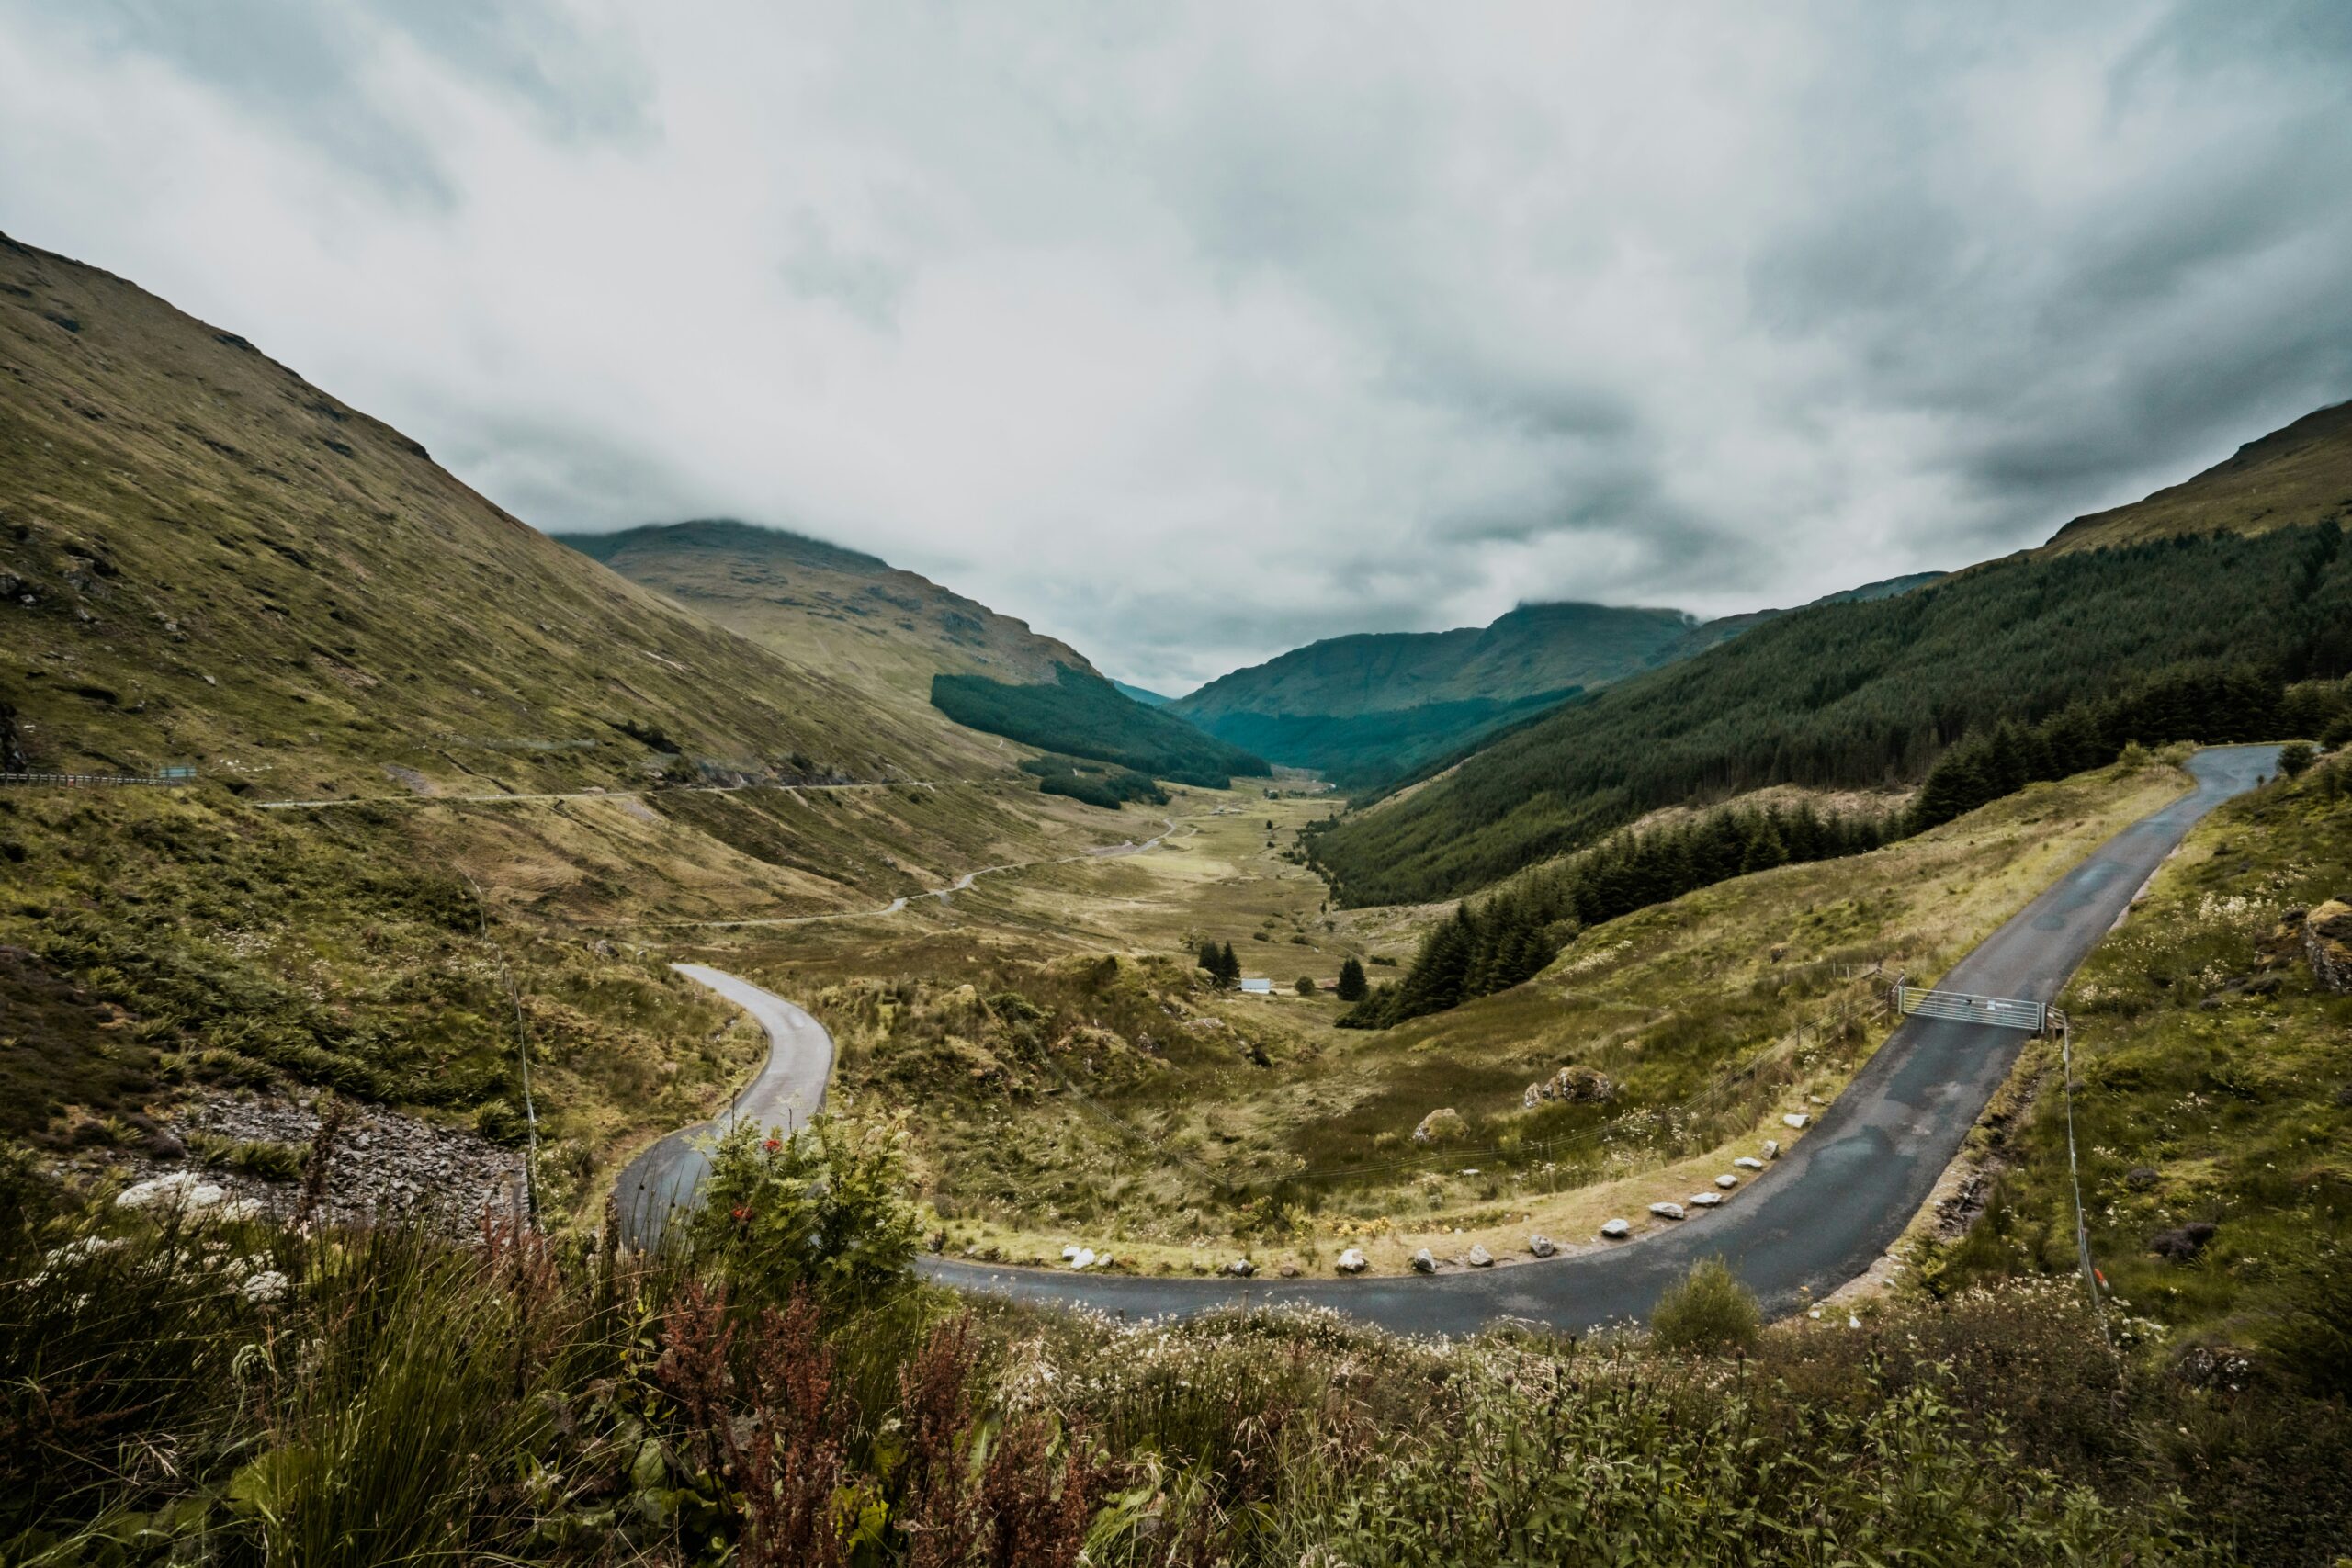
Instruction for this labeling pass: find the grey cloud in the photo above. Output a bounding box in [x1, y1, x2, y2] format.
[20, 0, 650, 203]
[2, 1, 2347, 694]
[778, 213, 910, 331]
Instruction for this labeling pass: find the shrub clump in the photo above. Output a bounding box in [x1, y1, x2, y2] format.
[1649, 1256, 1762, 1355]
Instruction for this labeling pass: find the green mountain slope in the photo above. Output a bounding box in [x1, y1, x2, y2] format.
[1170, 603, 1711, 785]
[1112, 681, 1170, 706]
[1176, 578, 1949, 788]
[556, 518, 1096, 775]
[0, 235, 1156, 1204]
[0, 235, 962, 792]
[931, 665, 1268, 788]
[2043, 400, 2352, 554]
[1180, 603, 1702, 723]
[1309, 516, 2351, 905]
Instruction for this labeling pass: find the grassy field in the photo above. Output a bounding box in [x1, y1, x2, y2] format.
[647, 757, 2196, 1274]
[1928, 749, 2351, 1376]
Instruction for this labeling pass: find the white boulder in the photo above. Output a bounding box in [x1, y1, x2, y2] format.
[1735, 1156, 1766, 1171]
[1226, 1258, 1255, 1278]
[1466, 1244, 1494, 1268]
[1410, 1248, 1437, 1273]
[1782, 1113, 1809, 1130]
[1763, 1139, 1781, 1159]
[1529, 1233, 1559, 1257]
[1600, 1218, 1631, 1239]
[1336, 1247, 1369, 1275]
[1714, 1174, 1738, 1189]
[1648, 1202, 1687, 1221]
[1690, 1191, 1723, 1207]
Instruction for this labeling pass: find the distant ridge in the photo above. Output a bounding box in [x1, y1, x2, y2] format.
[556, 517, 1102, 773]
[2042, 400, 2352, 553]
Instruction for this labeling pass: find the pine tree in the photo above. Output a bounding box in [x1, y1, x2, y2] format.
[1336, 956, 1368, 1001]
[1218, 942, 1240, 987]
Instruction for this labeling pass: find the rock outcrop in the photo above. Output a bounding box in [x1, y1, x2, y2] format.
[164, 1091, 523, 1235]
[1412, 1107, 1467, 1145]
[2305, 900, 2352, 993]
[1520, 1064, 1615, 1111]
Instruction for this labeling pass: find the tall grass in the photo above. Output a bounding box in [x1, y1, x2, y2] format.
[5, 1137, 2347, 1564]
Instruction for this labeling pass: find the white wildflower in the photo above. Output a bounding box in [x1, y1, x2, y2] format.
[116, 1173, 229, 1215]
[239, 1269, 290, 1306]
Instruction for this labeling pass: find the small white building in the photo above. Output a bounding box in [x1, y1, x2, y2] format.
[1238, 977, 1273, 995]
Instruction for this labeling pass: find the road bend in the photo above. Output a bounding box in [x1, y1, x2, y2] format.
[624, 747, 2278, 1330]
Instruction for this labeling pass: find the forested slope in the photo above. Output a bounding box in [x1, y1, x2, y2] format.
[1310, 522, 2352, 904]
[931, 665, 1268, 788]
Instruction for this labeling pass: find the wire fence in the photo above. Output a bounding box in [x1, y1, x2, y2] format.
[0, 770, 195, 787]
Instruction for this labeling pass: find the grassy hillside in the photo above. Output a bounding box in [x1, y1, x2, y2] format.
[1311, 520, 2352, 905]
[0, 235, 1149, 1217]
[558, 519, 1098, 776]
[0, 236, 971, 795]
[931, 664, 1268, 788]
[2044, 400, 2352, 554]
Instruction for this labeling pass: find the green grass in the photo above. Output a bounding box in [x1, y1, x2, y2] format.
[0, 784, 752, 1219]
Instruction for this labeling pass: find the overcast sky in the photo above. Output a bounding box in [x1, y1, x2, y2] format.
[4, 3, 2349, 692]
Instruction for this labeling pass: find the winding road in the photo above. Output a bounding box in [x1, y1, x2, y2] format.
[616, 965, 837, 1246]
[615, 825, 1178, 1241]
[624, 747, 2278, 1329]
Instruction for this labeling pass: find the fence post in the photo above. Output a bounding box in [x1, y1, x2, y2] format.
[2053, 1010, 2112, 1347]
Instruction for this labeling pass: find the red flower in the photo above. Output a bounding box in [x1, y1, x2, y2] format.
[762, 1136, 782, 1154]
[730, 1206, 750, 1222]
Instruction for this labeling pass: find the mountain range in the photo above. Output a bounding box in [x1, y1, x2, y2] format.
[1170, 573, 1945, 787]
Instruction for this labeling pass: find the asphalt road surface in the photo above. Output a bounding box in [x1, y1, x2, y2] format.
[614, 964, 834, 1247]
[631, 747, 2278, 1330]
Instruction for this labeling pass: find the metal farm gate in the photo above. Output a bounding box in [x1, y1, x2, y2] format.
[1894, 985, 2046, 1032]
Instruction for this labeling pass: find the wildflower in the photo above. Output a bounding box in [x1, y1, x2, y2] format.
[240, 1269, 290, 1306]
[117, 1172, 228, 1213]
[731, 1206, 750, 1222]
[763, 1135, 782, 1154]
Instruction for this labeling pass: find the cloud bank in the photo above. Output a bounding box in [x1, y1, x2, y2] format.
[4, 1, 2348, 690]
